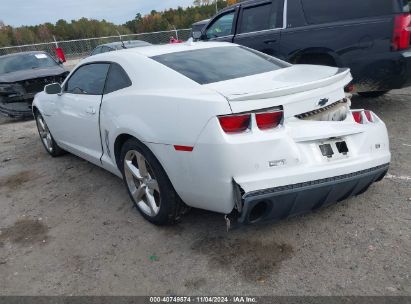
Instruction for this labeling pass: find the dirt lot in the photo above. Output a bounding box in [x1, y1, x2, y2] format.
[0, 90, 410, 296]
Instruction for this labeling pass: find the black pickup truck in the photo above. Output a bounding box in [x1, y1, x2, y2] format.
[193, 0, 411, 97]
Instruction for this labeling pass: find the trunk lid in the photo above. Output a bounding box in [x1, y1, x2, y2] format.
[204, 65, 352, 117]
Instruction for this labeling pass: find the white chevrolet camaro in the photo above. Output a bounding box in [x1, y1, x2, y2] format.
[33, 42, 390, 225]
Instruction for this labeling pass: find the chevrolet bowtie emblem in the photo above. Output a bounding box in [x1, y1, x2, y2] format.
[318, 98, 329, 107]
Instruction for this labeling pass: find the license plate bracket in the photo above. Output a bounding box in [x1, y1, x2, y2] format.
[319, 143, 334, 158]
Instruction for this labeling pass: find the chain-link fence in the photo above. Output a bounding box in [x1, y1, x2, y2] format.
[0, 29, 192, 60]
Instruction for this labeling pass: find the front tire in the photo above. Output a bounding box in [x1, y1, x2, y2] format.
[35, 112, 65, 157]
[358, 91, 389, 98]
[120, 138, 184, 225]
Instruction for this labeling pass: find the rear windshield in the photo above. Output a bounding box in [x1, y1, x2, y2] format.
[152, 46, 288, 85]
[301, 0, 397, 24]
[0, 53, 58, 74]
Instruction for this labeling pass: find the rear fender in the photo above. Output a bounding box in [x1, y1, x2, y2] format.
[288, 47, 341, 67]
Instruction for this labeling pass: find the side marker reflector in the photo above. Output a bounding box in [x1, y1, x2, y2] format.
[174, 145, 194, 152]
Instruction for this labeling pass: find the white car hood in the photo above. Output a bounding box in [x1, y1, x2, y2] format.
[204, 65, 353, 117]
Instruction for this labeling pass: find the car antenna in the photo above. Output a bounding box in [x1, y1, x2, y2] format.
[116, 30, 126, 49]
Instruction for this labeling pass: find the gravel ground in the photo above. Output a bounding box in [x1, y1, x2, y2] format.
[0, 90, 410, 296]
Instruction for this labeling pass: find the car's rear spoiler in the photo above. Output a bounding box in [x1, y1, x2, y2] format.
[226, 68, 352, 102]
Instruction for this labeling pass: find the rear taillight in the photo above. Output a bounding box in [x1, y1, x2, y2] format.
[218, 114, 251, 133]
[255, 111, 283, 130]
[352, 110, 375, 124]
[392, 14, 411, 51]
[352, 111, 363, 124]
[364, 110, 374, 123]
[344, 83, 355, 93]
[218, 110, 283, 133]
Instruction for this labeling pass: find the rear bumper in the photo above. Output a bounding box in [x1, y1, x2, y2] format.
[400, 50, 411, 88]
[238, 163, 389, 224]
[349, 50, 411, 91]
[152, 108, 390, 216]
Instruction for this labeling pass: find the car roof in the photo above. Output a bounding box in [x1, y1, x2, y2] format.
[81, 41, 237, 65]
[219, 0, 254, 12]
[0, 51, 49, 59]
[100, 40, 151, 49]
[122, 41, 236, 57]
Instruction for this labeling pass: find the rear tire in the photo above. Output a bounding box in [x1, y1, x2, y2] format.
[358, 91, 389, 98]
[120, 138, 185, 225]
[34, 112, 65, 157]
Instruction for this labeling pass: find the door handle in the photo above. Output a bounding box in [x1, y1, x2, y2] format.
[85, 106, 96, 115]
[264, 39, 277, 44]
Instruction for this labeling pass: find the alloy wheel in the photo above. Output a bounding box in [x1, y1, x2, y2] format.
[124, 150, 161, 217]
[37, 115, 53, 153]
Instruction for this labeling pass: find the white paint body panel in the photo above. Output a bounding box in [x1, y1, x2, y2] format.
[33, 42, 391, 215]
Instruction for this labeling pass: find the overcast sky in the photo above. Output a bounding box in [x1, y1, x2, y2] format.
[0, 0, 195, 27]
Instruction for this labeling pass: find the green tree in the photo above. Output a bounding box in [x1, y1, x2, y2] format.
[0, 0, 236, 47]
[0, 21, 13, 47]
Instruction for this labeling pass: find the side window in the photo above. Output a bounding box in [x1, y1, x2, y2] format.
[301, 0, 394, 24]
[104, 63, 132, 94]
[206, 11, 235, 39]
[101, 46, 113, 53]
[65, 63, 110, 95]
[239, 3, 278, 34]
[91, 46, 102, 56]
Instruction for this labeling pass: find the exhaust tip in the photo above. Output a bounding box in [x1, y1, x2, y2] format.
[248, 200, 269, 223]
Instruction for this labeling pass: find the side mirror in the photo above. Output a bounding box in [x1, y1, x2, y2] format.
[45, 83, 62, 95]
[192, 31, 202, 40]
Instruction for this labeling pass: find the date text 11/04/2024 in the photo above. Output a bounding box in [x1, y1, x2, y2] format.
[149, 296, 258, 303]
